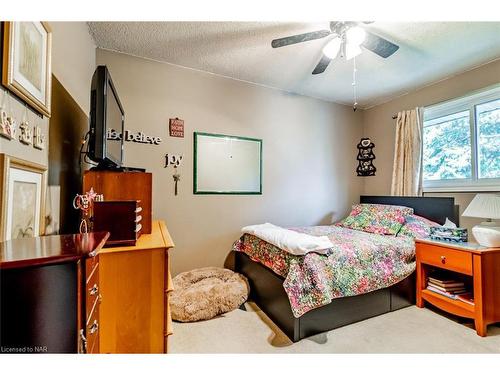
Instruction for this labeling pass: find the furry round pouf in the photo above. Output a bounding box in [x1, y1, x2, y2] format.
[170, 267, 250, 322]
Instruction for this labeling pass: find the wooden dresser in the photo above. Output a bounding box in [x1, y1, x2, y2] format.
[83, 220, 175, 353]
[416, 238, 500, 336]
[0, 232, 109, 353]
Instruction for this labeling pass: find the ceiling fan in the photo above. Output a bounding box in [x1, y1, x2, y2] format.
[271, 21, 400, 75]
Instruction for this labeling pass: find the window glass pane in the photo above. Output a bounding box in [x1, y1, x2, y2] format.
[423, 110, 471, 181]
[476, 99, 500, 179]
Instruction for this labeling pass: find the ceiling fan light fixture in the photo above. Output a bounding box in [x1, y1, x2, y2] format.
[322, 37, 341, 59]
[345, 42, 362, 60]
[346, 26, 366, 46]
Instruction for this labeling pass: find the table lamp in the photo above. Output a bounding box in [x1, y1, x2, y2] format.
[462, 193, 500, 247]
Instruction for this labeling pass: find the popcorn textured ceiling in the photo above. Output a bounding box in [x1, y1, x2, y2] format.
[88, 22, 500, 108]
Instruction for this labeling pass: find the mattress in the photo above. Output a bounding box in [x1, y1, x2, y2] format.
[232, 225, 415, 318]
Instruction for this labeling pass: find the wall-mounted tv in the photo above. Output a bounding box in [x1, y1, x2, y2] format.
[88, 65, 124, 168]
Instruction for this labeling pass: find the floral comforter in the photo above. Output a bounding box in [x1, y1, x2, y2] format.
[232, 225, 415, 318]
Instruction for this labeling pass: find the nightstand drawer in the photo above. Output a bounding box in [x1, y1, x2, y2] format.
[417, 243, 472, 275]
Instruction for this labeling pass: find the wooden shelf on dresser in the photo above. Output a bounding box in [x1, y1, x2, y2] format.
[416, 238, 500, 337]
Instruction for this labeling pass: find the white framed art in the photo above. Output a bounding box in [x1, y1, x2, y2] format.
[2, 21, 52, 117]
[0, 153, 47, 241]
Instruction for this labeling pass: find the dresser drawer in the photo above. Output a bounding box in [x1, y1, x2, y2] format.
[417, 243, 473, 275]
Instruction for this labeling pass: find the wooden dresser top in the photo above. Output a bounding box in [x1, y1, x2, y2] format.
[97, 220, 175, 255]
[0, 232, 109, 270]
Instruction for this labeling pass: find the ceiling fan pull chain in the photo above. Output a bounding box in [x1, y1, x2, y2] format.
[352, 56, 358, 112]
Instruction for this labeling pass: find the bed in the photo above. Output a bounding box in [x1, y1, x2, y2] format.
[234, 195, 459, 342]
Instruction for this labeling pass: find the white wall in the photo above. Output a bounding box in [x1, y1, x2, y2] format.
[97, 49, 363, 275]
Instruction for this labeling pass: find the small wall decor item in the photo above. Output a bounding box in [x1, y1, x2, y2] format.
[0, 91, 17, 140]
[169, 117, 184, 138]
[0, 153, 47, 241]
[164, 154, 183, 195]
[33, 125, 45, 150]
[173, 167, 181, 196]
[18, 105, 33, 145]
[2, 22, 52, 117]
[164, 153, 183, 168]
[356, 137, 376, 176]
[0, 109, 16, 140]
[18, 121, 33, 145]
[194, 132, 262, 194]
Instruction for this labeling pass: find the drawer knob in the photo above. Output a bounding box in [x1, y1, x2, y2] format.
[89, 284, 99, 296]
[89, 320, 99, 335]
[440, 256, 446, 264]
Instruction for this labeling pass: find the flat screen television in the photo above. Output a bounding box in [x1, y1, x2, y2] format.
[88, 65, 124, 168]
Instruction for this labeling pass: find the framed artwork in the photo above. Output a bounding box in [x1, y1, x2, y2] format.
[0, 153, 47, 241]
[193, 132, 262, 194]
[2, 22, 52, 117]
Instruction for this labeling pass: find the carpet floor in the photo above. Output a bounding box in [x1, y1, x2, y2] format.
[170, 302, 500, 353]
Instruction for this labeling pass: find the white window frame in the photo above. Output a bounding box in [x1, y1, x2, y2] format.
[423, 84, 500, 193]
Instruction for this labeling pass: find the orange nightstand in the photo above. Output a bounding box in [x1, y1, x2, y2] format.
[415, 238, 500, 336]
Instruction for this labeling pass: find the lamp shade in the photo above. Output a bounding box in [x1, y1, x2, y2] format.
[462, 194, 500, 220]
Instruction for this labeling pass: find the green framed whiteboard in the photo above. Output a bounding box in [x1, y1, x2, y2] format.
[193, 132, 262, 195]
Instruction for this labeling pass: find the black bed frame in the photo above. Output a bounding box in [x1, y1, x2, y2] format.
[235, 195, 459, 342]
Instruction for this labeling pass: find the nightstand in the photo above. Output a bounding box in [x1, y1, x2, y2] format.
[415, 238, 500, 336]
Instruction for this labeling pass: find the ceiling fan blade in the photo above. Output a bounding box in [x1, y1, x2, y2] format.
[362, 31, 399, 58]
[271, 30, 331, 48]
[312, 54, 332, 75]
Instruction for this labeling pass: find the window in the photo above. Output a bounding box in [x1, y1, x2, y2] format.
[423, 86, 500, 192]
[476, 98, 500, 179]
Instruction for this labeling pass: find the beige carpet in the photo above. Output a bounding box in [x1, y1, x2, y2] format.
[170, 302, 500, 353]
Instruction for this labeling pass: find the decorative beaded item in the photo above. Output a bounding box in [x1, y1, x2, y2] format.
[356, 138, 376, 176]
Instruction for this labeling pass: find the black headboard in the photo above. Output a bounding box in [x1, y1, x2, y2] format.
[360, 196, 459, 226]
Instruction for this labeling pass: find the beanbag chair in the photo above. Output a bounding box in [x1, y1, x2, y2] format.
[171, 267, 250, 322]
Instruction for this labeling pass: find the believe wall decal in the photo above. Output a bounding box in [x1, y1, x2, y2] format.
[107, 129, 162, 145]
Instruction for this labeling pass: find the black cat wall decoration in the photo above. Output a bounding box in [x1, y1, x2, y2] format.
[356, 138, 376, 176]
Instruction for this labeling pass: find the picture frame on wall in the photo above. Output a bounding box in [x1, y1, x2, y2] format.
[0, 153, 47, 241]
[2, 21, 52, 117]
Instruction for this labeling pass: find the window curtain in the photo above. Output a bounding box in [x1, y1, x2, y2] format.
[390, 107, 423, 196]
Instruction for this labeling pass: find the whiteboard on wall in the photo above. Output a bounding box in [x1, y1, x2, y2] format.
[194, 132, 262, 194]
